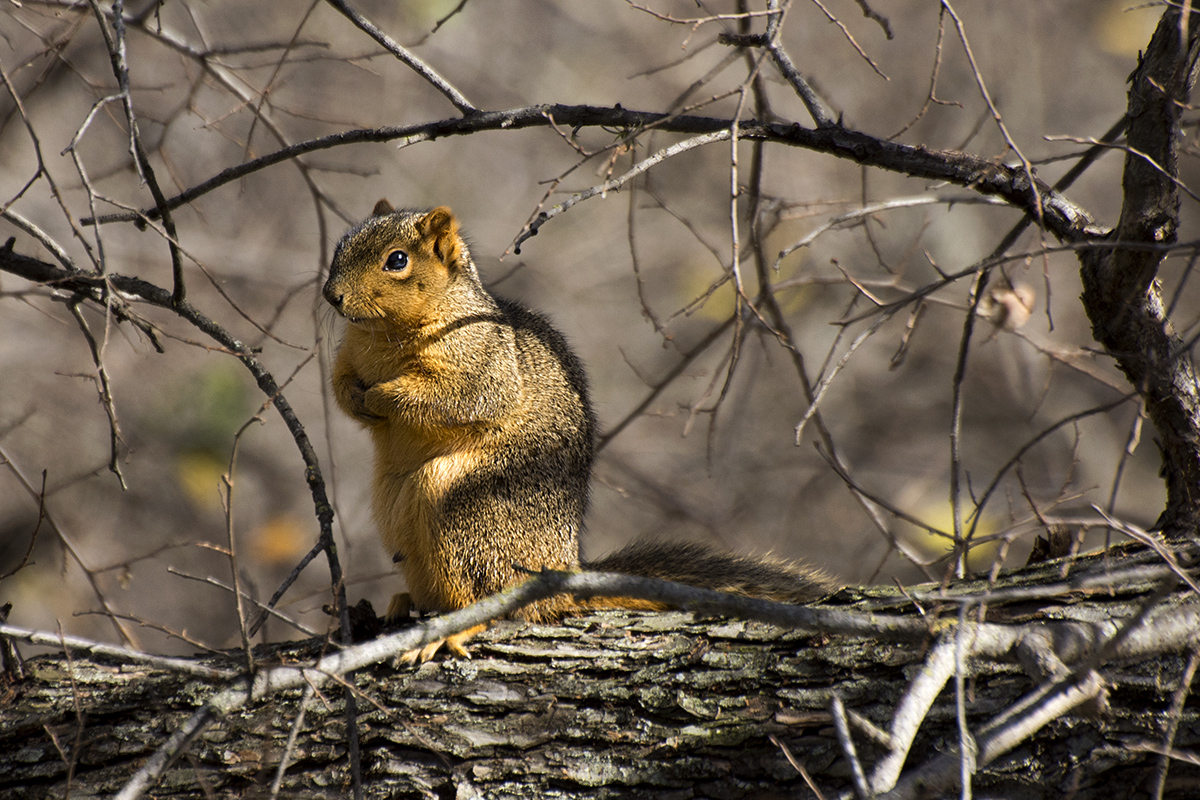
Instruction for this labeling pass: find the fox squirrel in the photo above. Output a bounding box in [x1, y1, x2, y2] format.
[323, 201, 837, 660]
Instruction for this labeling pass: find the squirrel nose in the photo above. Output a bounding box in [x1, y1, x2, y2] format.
[323, 283, 343, 308]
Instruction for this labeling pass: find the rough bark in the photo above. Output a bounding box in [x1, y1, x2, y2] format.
[1079, 8, 1200, 538]
[2, 546, 1198, 799]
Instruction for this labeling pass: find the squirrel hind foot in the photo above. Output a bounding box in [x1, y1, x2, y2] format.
[398, 624, 487, 665]
[384, 592, 478, 664]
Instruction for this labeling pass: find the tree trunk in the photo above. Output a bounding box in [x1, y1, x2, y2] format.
[1078, 8, 1200, 538]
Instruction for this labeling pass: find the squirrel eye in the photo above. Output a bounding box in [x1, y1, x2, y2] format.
[383, 250, 409, 273]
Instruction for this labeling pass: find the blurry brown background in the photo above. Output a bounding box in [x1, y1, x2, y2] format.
[0, 0, 1181, 653]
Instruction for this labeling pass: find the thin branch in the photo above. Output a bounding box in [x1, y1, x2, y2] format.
[0, 445, 138, 646]
[941, 0, 1043, 227]
[166, 568, 321, 638]
[597, 316, 734, 452]
[0, 623, 234, 680]
[890, 6, 958, 139]
[514, 130, 730, 253]
[323, 0, 476, 115]
[412, 0, 472, 45]
[808, 0, 888, 80]
[67, 299, 127, 488]
[831, 692, 871, 799]
[1046, 133, 1200, 205]
[222, 411, 264, 673]
[86, 0, 187, 305]
[1152, 646, 1200, 800]
[774, 193, 1003, 268]
[269, 683, 317, 799]
[794, 309, 898, 443]
[868, 638, 958, 792]
[966, 394, 1138, 537]
[764, 0, 837, 127]
[881, 670, 1106, 799]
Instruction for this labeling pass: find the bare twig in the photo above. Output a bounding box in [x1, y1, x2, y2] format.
[514, 130, 730, 253]
[323, 0, 476, 114]
[222, 412, 264, 673]
[881, 669, 1106, 799]
[1152, 647, 1200, 800]
[0, 623, 234, 680]
[0, 446, 138, 647]
[86, 0, 187, 305]
[808, 0, 888, 80]
[764, 0, 837, 127]
[771, 734, 830, 800]
[597, 316, 734, 452]
[868, 638, 958, 792]
[269, 682, 316, 799]
[966, 395, 1137, 539]
[889, 6, 959, 139]
[67, 300, 126, 488]
[831, 692, 871, 799]
[412, 0, 472, 45]
[166, 568, 320, 638]
[794, 310, 897, 443]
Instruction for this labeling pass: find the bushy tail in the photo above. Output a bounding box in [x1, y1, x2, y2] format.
[583, 540, 839, 605]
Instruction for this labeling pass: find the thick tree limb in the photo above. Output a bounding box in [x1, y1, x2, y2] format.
[2, 546, 1198, 799]
[1079, 8, 1200, 538]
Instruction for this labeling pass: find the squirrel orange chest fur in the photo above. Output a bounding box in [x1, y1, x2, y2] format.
[343, 323, 507, 612]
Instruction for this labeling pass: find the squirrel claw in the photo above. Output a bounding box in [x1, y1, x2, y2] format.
[398, 625, 485, 665]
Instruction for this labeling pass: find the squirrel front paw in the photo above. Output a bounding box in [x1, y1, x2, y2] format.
[345, 379, 386, 423]
[362, 382, 401, 419]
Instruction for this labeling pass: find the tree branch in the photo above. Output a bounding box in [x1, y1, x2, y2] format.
[1078, 7, 1200, 538]
[80, 104, 1102, 245]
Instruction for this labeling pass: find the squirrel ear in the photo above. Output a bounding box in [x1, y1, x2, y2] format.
[372, 199, 395, 216]
[419, 206, 464, 268]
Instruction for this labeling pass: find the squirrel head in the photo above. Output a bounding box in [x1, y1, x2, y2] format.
[323, 201, 481, 330]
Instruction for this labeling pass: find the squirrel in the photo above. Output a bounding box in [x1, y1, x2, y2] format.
[323, 201, 838, 661]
